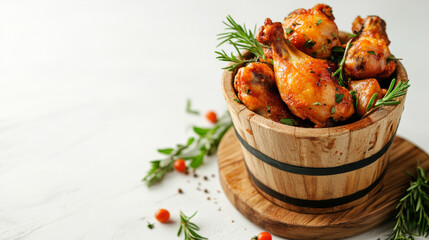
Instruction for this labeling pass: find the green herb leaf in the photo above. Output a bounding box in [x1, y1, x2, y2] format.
[331, 32, 337, 39]
[332, 38, 354, 87]
[266, 105, 271, 113]
[387, 54, 403, 61]
[331, 46, 345, 53]
[186, 99, 200, 115]
[190, 152, 204, 169]
[233, 98, 243, 104]
[366, 93, 378, 112]
[348, 33, 358, 38]
[187, 137, 195, 146]
[385, 166, 429, 239]
[215, 15, 267, 71]
[313, 102, 322, 106]
[367, 51, 376, 55]
[280, 118, 297, 126]
[143, 112, 233, 187]
[303, 35, 316, 49]
[316, 19, 322, 25]
[193, 126, 210, 136]
[335, 94, 344, 103]
[350, 90, 358, 109]
[372, 78, 410, 111]
[331, 106, 335, 114]
[158, 148, 174, 155]
[177, 211, 208, 240]
[246, 89, 250, 94]
[147, 222, 154, 229]
[285, 27, 293, 35]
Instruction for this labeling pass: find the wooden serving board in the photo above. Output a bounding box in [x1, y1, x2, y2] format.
[217, 128, 429, 240]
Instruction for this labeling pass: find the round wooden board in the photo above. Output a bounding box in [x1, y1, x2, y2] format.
[217, 128, 429, 240]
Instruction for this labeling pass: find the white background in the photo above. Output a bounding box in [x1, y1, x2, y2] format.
[0, 0, 428, 239]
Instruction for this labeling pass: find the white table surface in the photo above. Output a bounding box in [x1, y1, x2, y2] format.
[1, 0, 428, 239]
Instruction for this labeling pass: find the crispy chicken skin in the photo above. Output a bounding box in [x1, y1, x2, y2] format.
[344, 16, 396, 79]
[282, 4, 340, 59]
[234, 63, 298, 122]
[257, 19, 354, 128]
[234, 62, 301, 123]
[348, 79, 386, 116]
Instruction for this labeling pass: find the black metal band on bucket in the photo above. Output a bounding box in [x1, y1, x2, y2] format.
[245, 162, 388, 208]
[234, 127, 396, 176]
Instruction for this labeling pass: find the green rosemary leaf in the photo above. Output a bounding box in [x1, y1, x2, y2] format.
[285, 27, 293, 35]
[215, 15, 267, 71]
[280, 118, 297, 126]
[385, 167, 429, 239]
[316, 19, 322, 25]
[233, 98, 243, 104]
[332, 38, 354, 87]
[370, 79, 410, 111]
[331, 46, 345, 53]
[177, 211, 208, 240]
[366, 93, 378, 112]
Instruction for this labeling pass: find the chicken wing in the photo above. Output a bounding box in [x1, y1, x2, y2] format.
[348, 79, 386, 116]
[344, 16, 396, 79]
[282, 4, 340, 59]
[234, 62, 304, 124]
[257, 19, 355, 128]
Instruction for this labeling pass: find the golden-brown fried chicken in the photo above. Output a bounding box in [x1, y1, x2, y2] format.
[234, 62, 303, 124]
[344, 16, 396, 79]
[257, 19, 355, 128]
[282, 4, 340, 58]
[348, 79, 386, 116]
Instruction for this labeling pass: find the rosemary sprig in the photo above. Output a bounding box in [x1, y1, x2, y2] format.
[215, 15, 267, 71]
[177, 211, 208, 240]
[386, 167, 429, 240]
[388, 54, 403, 61]
[366, 78, 410, 112]
[142, 112, 232, 187]
[332, 38, 354, 87]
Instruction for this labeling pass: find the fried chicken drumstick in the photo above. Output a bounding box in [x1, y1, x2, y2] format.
[282, 4, 340, 59]
[234, 62, 304, 124]
[344, 16, 396, 79]
[257, 19, 355, 128]
[348, 78, 386, 116]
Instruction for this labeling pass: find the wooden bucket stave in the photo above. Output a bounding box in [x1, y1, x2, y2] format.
[222, 55, 407, 213]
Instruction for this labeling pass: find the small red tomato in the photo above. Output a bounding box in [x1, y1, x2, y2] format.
[155, 209, 170, 223]
[174, 159, 186, 172]
[205, 111, 217, 124]
[257, 232, 272, 240]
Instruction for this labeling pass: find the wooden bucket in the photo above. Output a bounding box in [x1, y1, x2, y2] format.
[221, 56, 408, 213]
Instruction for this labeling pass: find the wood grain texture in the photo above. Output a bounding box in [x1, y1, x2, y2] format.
[218, 129, 429, 240]
[221, 46, 408, 212]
